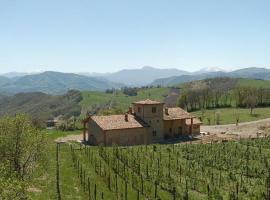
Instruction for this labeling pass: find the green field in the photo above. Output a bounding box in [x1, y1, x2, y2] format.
[237, 78, 270, 88]
[192, 107, 270, 125]
[29, 130, 270, 199]
[80, 87, 169, 116]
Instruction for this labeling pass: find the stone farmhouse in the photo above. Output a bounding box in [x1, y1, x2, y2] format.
[83, 99, 202, 146]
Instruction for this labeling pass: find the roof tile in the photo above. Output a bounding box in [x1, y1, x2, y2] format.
[133, 99, 164, 105]
[91, 114, 148, 131]
[163, 107, 194, 120]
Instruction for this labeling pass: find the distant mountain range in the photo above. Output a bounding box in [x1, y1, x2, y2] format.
[1, 67, 270, 94]
[151, 67, 270, 86]
[0, 71, 122, 95]
[83, 66, 191, 86]
[1, 72, 30, 78]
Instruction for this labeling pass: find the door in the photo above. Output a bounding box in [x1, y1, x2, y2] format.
[177, 127, 182, 137]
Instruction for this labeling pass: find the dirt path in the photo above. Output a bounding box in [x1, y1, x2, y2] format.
[201, 117, 270, 140]
[55, 134, 85, 143]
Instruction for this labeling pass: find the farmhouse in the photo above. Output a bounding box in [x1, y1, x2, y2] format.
[83, 99, 202, 146]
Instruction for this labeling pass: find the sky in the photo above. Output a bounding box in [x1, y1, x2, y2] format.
[0, 0, 270, 73]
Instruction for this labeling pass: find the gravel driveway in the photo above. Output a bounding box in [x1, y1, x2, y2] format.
[201, 118, 270, 139]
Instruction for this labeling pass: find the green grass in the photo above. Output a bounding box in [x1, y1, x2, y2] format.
[29, 130, 84, 200]
[192, 107, 270, 125]
[29, 132, 270, 199]
[80, 87, 169, 116]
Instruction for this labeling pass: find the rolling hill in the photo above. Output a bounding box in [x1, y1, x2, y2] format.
[0, 90, 83, 120]
[0, 76, 11, 86]
[151, 71, 227, 86]
[1, 72, 29, 78]
[0, 71, 122, 94]
[151, 67, 270, 86]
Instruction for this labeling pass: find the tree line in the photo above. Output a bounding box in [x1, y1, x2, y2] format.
[178, 78, 270, 114]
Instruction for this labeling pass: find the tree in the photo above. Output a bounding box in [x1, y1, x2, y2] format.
[246, 94, 257, 115]
[0, 114, 46, 198]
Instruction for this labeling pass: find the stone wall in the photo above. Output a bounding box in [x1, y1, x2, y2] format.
[104, 127, 149, 146]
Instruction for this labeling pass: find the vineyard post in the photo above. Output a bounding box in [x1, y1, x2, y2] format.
[77, 160, 80, 177]
[83, 170, 86, 191]
[154, 180, 158, 198]
[184, 179, 189, 200]
[267, 169, 270, 200]
[240, 173, 243, 189]
[146, 161, 149, 178]
[207, 184, 210, 198]
[141, 175, 144, 194]
[99, 159, 101, 175]
[180, 165, 182, 183]
[219, 170, 221, 188]
[80, 165, 83, 184]
[125, 179, 128, 200]
[108, 172, 111, 191]
[157, 158, 160, 176]
[236, 182, 239, 200]
[94, 184, 97, 200]
[56, 143, 61, 200]
[115, 173, 118, 194]
[88, 177, 91, 200]
[168, 150, 171, 177]
[173, 186, 176, 200]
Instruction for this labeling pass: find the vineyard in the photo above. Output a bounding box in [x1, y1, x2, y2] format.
[56, 137, 270, 200]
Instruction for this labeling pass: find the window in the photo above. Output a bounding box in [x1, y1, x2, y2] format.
[138, 107, 141, 113]
[152, 107, 156, 113]
[152, 130, 157, 136]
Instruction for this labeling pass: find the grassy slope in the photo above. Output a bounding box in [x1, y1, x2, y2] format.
[29, 130, 85, 200]
[29, 130, 169, 200]
[237, 78, 270, 88]
[0, 90, 82, 120]
[80, 87, 169, 116]
[29, 130, 270, 199]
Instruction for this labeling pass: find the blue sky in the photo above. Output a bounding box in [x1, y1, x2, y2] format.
[0, 0, 269, 73]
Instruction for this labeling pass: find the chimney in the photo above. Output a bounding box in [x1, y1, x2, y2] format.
[165, 107, 169, 115]
[125, 113, 128, 121]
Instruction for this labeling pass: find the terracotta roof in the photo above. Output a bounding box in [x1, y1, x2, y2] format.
[133, 99, 164, 105]
[185, 118, 202, 125]
[163, 107, 194, 120]
[91, 114, 148, 131]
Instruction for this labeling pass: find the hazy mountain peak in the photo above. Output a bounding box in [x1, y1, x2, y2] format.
[103, 66, 190, 86]
[197, 67, 227, 73]
[1, 72, 29, 78]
